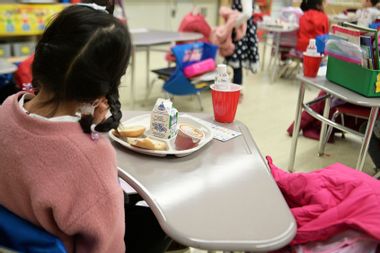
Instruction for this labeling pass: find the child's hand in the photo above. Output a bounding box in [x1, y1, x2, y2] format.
[93, 98, 109, 125]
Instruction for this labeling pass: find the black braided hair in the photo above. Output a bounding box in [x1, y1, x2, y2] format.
[95, 89, 122, 132]
[32, 5, 131, 134]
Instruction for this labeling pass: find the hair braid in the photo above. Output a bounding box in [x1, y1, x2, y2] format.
[95, 89, 122, 132]
[79, 114, 94, 134]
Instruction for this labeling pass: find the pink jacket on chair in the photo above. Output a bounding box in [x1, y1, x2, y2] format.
[266, 156, 380, 245]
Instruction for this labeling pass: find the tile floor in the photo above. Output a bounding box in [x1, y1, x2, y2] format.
[119, 44, 377, 253]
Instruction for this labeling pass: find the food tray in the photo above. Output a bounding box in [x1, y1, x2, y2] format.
[109, 114, 213, 157]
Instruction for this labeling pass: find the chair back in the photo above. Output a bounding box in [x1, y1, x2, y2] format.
[0, 205, 66, 253]
[165, 12, 211, 62]
[163, 42, 218, 95]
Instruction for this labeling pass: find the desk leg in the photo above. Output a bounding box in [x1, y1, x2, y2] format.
[318, 95, 331, 156]
[288, 81, 305, 172]
[357, 106, 379, 171]
[145, 46, 151, 103]
[270, 32, 280, 83]
[261, 32, 267, 72]
[130, 49, 136, 107]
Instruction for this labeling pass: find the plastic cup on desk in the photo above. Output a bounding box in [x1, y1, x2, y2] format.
[303, 38, 323, 78]
[303, 54, 323, 77]
[210, 83, 242, 123]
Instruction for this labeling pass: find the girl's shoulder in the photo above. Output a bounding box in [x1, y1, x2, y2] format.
[66, 132, 115, 161]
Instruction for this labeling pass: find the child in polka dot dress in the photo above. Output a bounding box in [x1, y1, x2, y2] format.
[225, 0, 259, 85]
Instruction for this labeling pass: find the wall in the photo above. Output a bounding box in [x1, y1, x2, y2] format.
[292, 0, 361, 14]
[124, 0, 219, 31]
[271, 0, 292, 18]
[0, 0, 219, 31]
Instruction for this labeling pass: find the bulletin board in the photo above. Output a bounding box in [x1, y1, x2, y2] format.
[0, 4, 66, 37]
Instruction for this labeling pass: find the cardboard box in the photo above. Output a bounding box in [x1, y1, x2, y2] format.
[150, 98, 178, 139]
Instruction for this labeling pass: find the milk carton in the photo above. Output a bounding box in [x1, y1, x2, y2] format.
[150, 98, 178, 139]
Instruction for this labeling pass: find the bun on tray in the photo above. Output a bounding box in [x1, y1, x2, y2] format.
[116, 125, 145, 138]
[127, 137, 168, 151]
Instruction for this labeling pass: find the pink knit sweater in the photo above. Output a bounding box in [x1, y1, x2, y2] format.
[0, 93, 125, 253]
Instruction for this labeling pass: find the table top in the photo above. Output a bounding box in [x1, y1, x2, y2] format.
[328, 14, 357, 23]
[297, 74, 380, 107]
[130, 28, 203, 47]
[257, 23, 298, 33]
[0, 59, 17, 74]
[112, 111, 296, 252]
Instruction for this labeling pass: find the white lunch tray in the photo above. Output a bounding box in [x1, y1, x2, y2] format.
[109, 114, 213, 157]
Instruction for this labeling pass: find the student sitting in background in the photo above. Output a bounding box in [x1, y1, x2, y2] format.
[0, 4, 170, 253]
[296, 0, 329, 52]
[356, 0, 380, 27]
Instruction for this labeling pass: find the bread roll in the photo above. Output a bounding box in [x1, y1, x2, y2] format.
[127, 137, 168, 151]
[116, 125, 145, 138]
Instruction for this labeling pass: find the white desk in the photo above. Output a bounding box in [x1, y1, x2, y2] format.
[288, 74, 380, 172]
[112, 111, 296, 252]
[328, 14, 357, 25]
[258, 23, 298, 83]
[129, 29, 203, 105]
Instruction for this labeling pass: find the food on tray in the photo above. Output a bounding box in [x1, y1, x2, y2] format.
[116, 125, 146, 138]
[127, 137, 168, 151]
[174, 123, 204, 150]
[151, 98, 178, 139]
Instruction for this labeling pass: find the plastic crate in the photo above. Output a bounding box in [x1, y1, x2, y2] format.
[326, 56, 380, 97]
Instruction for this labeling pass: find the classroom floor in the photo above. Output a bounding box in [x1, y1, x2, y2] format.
[118, 44, 377, 253]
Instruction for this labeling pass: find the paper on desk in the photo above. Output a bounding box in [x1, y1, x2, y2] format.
[183, 114, 242, 142]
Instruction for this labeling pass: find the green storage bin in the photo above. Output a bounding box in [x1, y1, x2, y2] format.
[326, 56, 380, 98]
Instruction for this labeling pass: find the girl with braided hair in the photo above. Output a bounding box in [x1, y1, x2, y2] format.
[0, 4, 171, 253]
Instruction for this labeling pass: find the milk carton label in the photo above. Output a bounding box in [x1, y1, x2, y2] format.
[151, 98, 178, 139]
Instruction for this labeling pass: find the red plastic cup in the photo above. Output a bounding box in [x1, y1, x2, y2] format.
[210, 83, 242, 123]
[303, 54, 322, 77]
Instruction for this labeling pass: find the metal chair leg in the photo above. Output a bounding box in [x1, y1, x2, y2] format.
[195, 92, 204, 111]
[288, 59, 301, 79]
[340, 113, 346, 138]
[277, 63, 289, 79]
[318, 95, 332, 156]
[323, 110, 341, 150]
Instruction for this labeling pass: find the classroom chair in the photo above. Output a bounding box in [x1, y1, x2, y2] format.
[165, 11, 212, 66]
[271, 31, 302, 81]
[0, 204, 66, 253]
[149, 42, 218, 111]
[320, 103, 380, 175]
